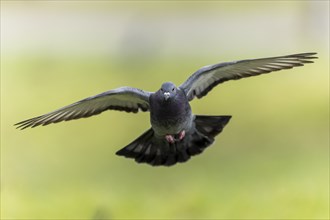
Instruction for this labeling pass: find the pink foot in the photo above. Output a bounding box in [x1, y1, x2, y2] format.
[178, 130, 185, 141]
[165, 134, 175, 144]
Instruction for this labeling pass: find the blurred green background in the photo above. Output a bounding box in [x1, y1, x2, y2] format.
[1, 1, 329, 219]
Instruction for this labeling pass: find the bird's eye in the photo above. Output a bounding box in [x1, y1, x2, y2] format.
[161, 88, 163, 92]
[172, 88, 175, 91]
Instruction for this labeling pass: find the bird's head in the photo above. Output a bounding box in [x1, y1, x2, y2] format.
[159, 82, 178, 101]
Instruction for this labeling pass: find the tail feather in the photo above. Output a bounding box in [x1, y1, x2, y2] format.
[116, 128, 153, 158]
[186, 129, 213, 156]
[195, 115, 232, 138]
[185, 115, 231, 157]
[116, 115, 232, 166]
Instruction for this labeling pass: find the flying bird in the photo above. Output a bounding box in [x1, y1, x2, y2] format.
[15, 52, 318, 166]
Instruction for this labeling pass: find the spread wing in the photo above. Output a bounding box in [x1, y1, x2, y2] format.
[180, 52, 318, 101]
[15, 87, 152, 129]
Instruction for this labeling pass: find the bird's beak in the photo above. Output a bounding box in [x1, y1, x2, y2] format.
[164, 92, 170, 100]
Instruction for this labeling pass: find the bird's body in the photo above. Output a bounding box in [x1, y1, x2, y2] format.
[15, 53, 318, 166]
[150, 83, 192, 137]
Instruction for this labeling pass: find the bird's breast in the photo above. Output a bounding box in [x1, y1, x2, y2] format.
[149, 97, 192, 136]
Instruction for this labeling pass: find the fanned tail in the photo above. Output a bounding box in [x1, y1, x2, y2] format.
[116, 115, 231, 166]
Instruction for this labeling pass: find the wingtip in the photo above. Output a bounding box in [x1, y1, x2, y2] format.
[14, 124, 29, 130]
[283, 52, 318, 63]
[306, 52, 318, 59]
[14, 122, 24, 130]
[14, 119, 36, 130]
[295, 52, 318, 59]
[14, 125, 25, 130]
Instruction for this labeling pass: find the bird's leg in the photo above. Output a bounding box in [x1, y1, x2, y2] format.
[165, 134, 175, 144]
[165, 130, 185, 144]
[178, 130, 185, 141]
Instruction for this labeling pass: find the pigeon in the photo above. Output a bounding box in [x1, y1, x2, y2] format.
[15, 52, 318, 166]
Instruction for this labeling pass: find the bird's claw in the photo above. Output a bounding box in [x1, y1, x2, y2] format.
[165, 130, 185, 144]
[178, 130, 185, 140]
[165, 134, 175, 144]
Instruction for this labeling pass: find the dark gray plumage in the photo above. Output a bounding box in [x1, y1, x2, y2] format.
[15, 52, 318, 166]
